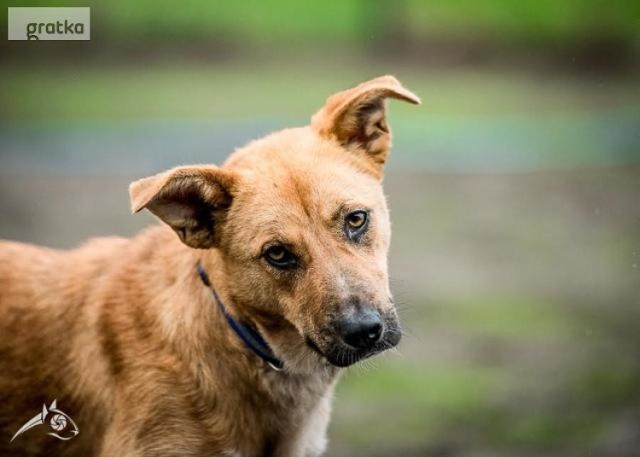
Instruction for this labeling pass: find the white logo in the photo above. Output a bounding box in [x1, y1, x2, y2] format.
[10, 399, 79, 443]
[7, 7, 91, 41]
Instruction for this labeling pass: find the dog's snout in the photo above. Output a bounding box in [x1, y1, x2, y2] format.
[338, 309, 383, 350]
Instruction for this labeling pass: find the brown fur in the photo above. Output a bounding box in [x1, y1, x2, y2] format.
[0, 76, 419, 457]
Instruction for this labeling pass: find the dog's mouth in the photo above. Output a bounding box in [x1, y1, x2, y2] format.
[305, 325, 402, 368]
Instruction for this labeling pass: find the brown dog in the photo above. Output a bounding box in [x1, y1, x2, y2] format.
[0, 76, 419, 457]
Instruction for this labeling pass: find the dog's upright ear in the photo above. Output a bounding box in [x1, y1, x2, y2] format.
[311, 75, 420, 175]
[129, 165, 236, 249]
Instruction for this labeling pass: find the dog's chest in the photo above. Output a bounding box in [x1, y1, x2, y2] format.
[228, 372, 335, 457]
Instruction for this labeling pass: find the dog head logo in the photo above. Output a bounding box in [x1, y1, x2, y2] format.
[129, 76, 420, 372]
[10, 399, 79, 443]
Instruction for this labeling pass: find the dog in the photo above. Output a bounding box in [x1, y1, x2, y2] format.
[0, 75, 420, 457]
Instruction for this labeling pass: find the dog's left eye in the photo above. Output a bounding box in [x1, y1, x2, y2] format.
[345, 210, 369, 240]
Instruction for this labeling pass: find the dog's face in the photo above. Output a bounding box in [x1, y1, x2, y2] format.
[130, 76, 420, 370]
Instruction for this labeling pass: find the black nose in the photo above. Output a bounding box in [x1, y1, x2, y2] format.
[338, 310, 384, 350]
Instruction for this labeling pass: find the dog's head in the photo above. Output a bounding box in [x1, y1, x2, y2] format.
[129, 76, 419, 371]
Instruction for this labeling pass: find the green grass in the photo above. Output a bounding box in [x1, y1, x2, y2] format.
[2, 62, 639, 122]
[483, 412, 604, 450]
[406, 0, 640, 41]
[340, 362, 501, 412]
[332, 361, 504, 446]
[425, 294, 583, 340]
[574, 362, 640, 412]
[3, 62, 639, 170]
[477, 360, 640, 451]
[2, 62, 638, 171]
[2, 0, 638, 42]
[331, 288, 640, 452]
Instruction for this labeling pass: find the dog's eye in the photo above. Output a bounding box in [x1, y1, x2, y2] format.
[345, 210, 369, 240]
[263, 245, 297, 269]
[346, 211, 367, 229]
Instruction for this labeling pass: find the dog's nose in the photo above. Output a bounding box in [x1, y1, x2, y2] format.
[338, 310, 383, 350]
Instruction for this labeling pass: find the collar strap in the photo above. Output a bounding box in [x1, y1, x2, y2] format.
[196, 262, 284, 371]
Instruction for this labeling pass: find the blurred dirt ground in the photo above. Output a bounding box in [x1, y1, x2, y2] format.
[1, 168, 638, 456]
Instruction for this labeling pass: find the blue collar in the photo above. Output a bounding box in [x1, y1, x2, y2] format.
[196, 262, 284, 371]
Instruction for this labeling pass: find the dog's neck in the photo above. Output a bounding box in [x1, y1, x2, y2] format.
[196, 261, 284, 370]
[145, 229, 338, 389]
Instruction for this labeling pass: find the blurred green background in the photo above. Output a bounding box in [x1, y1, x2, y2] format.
[1, 1, 639, 456]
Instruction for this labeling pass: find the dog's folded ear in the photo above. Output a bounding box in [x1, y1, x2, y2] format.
[129, 165, 236, 249]
[311, 75, 420, 175]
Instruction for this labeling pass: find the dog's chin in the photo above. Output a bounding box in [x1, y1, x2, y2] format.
[324, 345, 374, 368]
[308, 330, 402, 368]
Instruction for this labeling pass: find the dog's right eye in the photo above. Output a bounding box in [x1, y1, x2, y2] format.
[263, 245, 297, 269]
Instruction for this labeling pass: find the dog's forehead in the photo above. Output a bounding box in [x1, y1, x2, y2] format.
[227, 128, 385, 221]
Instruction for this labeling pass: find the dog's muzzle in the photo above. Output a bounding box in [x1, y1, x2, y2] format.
[307, 309, 401, 368]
